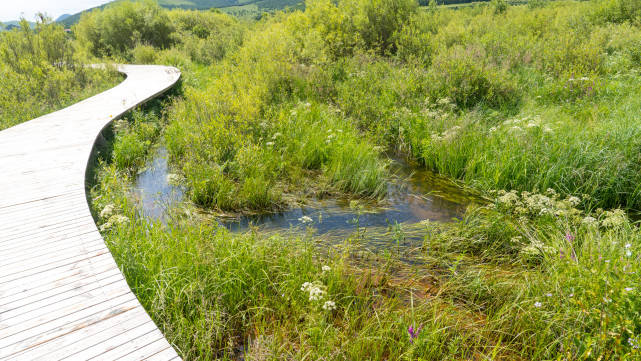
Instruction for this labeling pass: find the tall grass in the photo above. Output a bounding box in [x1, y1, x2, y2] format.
[77, 0, 641, 359]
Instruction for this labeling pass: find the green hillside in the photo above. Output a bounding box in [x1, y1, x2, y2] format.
[58, 0, 302, 26]
[57, 0, 498, 27]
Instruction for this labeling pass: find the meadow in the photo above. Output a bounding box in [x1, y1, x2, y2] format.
[6, 0, 641, 359]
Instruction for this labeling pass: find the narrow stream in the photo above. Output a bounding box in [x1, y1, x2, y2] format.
[134, 147, 475, 251]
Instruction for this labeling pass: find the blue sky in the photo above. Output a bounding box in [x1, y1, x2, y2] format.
[1, 0, 114, 22]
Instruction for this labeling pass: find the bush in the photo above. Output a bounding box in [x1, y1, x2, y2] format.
[75, 0, 175, 58]
[132, 44, 157, 64]
[0, 17, 119, 130]
[593, 0, 641, 24]
[429, 45, 519, 109]
[357, 0, 418, 54]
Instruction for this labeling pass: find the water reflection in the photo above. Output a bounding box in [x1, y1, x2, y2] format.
[134, 148, 475, 247]
[132, 147, 184, 222]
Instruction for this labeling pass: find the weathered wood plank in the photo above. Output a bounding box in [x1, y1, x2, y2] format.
[0, 65, 181, 360]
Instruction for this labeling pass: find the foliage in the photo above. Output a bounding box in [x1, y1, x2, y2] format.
[75, 0, 175, 58]
[71, 0, 641, 359]
[0, 17, 119, 130]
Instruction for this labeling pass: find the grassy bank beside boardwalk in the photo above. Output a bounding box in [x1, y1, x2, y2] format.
[71, 0, 641, 359]
[91, 148, 641, 359]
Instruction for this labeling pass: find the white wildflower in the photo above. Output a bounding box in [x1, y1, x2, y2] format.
[566, 196, 581, 206]
[601, 209, 627, 228]
[546, 293, 552, 297]
[322, 265, 331, 272]
[99, 222, 113, 232]
[497, 190, 519, 207]
[309, 287, 325, 301]
[625, 287, 634, 292]
[300, 282, 313, 291]
[100, 204, 115, 219]
[534, 302, 542, 308]
[111, 215, 129, 225]
[582, 216, 597, 225]
[301, 281, 326, 301]
[299, 216, 313, 224]
[322, 300, 336, 311]
[266, 141, 274, 146]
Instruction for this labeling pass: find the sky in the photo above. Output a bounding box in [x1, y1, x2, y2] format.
[0, 0, 114, 22]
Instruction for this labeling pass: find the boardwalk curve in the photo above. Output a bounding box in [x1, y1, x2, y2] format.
[0, 65, 181, 360]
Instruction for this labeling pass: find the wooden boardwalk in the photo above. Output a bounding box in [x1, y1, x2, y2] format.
[0, 65, 181, 360]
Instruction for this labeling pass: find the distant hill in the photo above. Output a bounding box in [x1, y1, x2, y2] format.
[55, 14, 72, 22]
[1, 20, 36, 31]
[57, 0, 303, 26]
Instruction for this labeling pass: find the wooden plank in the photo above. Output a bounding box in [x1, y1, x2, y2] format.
[0, 268, 122, 311]
[67, 323, 161, 360]
[9, 308, 150, 361]
[0, 297, 140, 357]
[0, 256, 118, 301]
[0, 64, 181, 359]
[145, 347, 182, 361]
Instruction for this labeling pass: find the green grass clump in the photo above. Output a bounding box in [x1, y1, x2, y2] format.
[165, 100, 387, 211]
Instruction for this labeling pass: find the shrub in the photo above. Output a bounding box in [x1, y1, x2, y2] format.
[0, 17, 119, 130]
[429, 45, 519, 109]
[592, 0, 641, 24]
[132, 44, 157, 64]
[356, 0, 418, 54]
[75, 0, 175, 58]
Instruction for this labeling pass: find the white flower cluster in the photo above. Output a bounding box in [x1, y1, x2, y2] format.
[99, 215, 129, 232]
[520, 239, 555, 259]
[301, 280, 337, 312]
[430, 125, 462, 142]
[322, 300, 336, 311]
[166, 173, 184, 186]
[601, 209, 627, 229]
[495, 189, 582, 218]
[298, 216, 313, 224]
[326, 129, 337, 144]
[581, 216, 597, 226]
[489, 115, 553, 135]
[301, 281, 326, 301]
[100, 204, 115, 219]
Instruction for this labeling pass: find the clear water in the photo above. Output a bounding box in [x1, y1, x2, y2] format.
[132, 147, 184, 223]
[134, 148, 475, 247]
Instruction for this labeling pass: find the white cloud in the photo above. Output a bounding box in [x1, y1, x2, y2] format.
[0, 0, 114, 22]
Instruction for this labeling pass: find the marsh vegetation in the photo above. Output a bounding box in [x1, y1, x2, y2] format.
[0, 17, 120, 130]
[8, 0, 641, 359]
